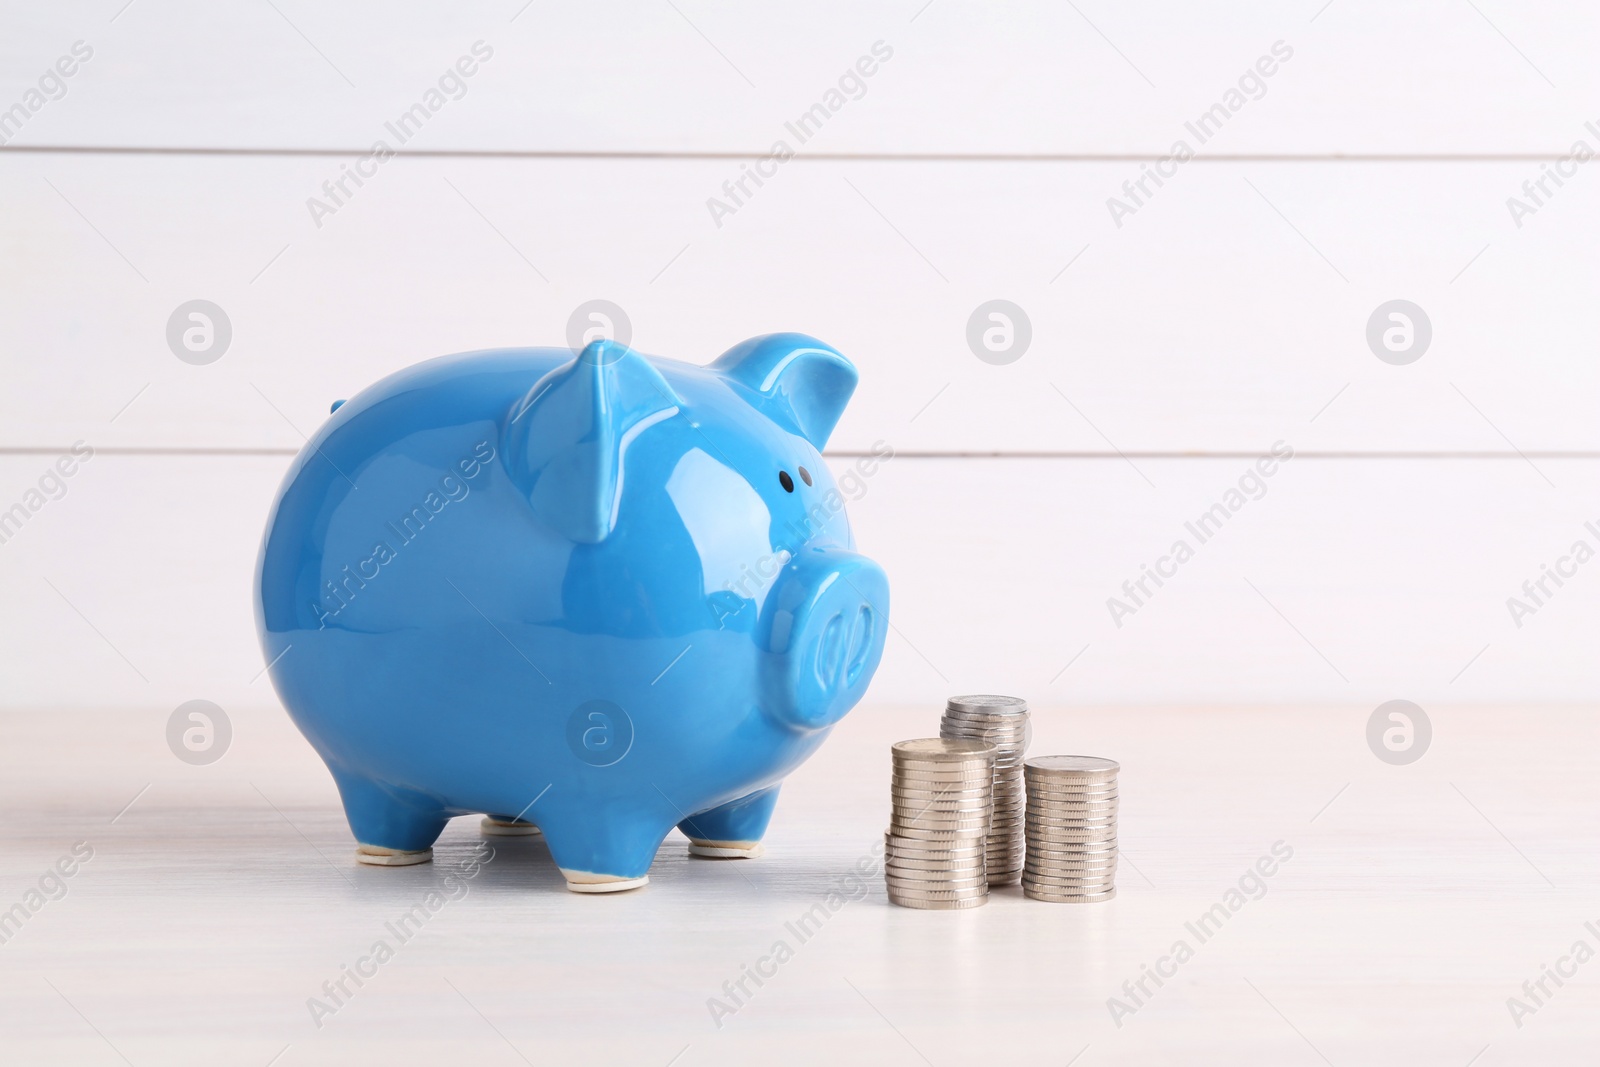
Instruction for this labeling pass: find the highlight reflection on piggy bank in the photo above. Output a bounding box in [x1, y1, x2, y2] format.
[255, 334, 889, 892]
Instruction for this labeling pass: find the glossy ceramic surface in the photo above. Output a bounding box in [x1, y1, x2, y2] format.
[254, 334, 889, 889]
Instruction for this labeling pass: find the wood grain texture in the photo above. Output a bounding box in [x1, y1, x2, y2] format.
[0, 1, 1593, 154]
[1, 701, 1595, 1064]
[0, 152, 1595, 453]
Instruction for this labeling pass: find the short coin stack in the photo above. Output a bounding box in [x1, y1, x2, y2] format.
[1023, 755, 1119, 903]
[885, 738, 996, 910]
[939, 695, 1029, 885]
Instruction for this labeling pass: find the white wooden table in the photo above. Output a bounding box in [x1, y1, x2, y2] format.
[2, 701, 1593, 1065]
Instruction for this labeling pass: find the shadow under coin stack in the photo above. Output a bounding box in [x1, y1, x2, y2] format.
[1023, 755, 1119, 903]
[938, 695, 1028, 885]
[885, 738, 996, 910]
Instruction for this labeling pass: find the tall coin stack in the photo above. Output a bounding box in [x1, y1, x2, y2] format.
[885, 738, 996, 910]
[939, 695, 1029, 885]
[1023, 755, 1119, 903]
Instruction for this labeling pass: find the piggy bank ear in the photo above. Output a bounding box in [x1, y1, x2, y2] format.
[503, 340, 680, 543]
[710, 333, 858, 449]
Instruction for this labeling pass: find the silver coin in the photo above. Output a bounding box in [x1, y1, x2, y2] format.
[883, 857, 979, 870]
[886, 884, 991, 901]
[941, 727, 1027, 744]
[1025, 855, 1117, 866]
[1024, 809, 1113, 819]
[1025, 782, 1119, 794]
[885, 880, 991, 897]
[893, 781, 994, 794]
[886, 838, 988, 855]
[941, 710, 1028, 725]
[886, 876, 991, 894]
[894, 812, 993, 826]
[883, 870, 992, 889]
[891, 825, 992, 839]
[892, 807, 992, 820]
[1023, 864, 1117, 880]
[885, 835, 986, 854]
[1026, 808, 1118, 820]
[893, 759, 994, 772]
[887, 892, 988, 910]
[886, 866, 989, 883]
[891, 770, 995, 786]
[887, 852, 987, 869]
[1022, 869, 1117, 881]
[1026, 808, 1117, 820]
[1025, 847, 1119, 861]
[1025, 822, 1117, 836]
[891, 785, 993, 801]
[888, 854, 988, 869]
[891, 804, 992, 819]
[1025, 874, 1116, 886]
[1022, 886, 1117, 903]
[1028, 828, 1115, 840]
[891, 796, 994, 811]
[1017, 857, 1120, 870]
[893, 758, 995, 772]
[893, 772, 994, 786]
[886, 825, 989, 842]
[1025, 796, 1118, 807]
[891, 805, 993, 819]
[1025, 781, 1119, 794]
[889, 838, 985, 857]
[893, 738, 998, 762]
[1025, 776, 1118, 790]
[1026, 754, 1119, 775]
[1025, 772, 1117, 783]
[945, 695, 1028, 715]
[1026, 837, 1114, 850]
[895, 814, 993, 827]
[1025, 845, 1118, 860]
[894, 793, 993, 807]
[892, 771, 994, 786]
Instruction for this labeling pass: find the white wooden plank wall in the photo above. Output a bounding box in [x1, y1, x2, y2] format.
[2, 1, 1598, 710]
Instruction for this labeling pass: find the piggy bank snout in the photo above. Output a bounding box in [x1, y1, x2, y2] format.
[758, 549, 889, 732]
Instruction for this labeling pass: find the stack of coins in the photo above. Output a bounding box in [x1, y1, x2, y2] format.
[939, 695, 1029, 885]
[1023, 755, 1119, 903]
[885, 738, 996, 910]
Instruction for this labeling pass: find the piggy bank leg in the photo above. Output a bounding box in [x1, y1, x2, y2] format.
[481, 815, 541, 837]
[678, 786, 779, 860]
[330, 768, 448, 867]
[538, 815, 672, 894]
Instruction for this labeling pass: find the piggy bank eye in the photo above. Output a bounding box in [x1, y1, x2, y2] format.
[798, 466, 812, 486]
[778, 470, 795, 493]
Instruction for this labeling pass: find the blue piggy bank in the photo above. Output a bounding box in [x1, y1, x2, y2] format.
[255, 334, 889, 892]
